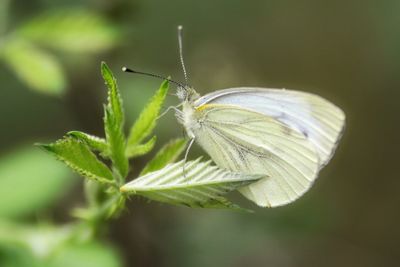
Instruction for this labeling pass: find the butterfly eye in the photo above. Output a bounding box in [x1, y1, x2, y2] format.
[176, 87, 187, 100]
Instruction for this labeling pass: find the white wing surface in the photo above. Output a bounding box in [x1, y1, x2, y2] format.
[191, 104, 320, 207]
[195, 88, 345, 168]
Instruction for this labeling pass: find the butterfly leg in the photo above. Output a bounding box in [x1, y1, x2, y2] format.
[183, 137, 195, 179]
[157, 103, 183, 119]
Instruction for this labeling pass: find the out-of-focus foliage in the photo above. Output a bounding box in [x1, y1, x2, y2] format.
[0, 221, 121, 267]
[0, 5, 118, 95]
[0, 221, 73, 259]
[0, 147, 74, 218]
[1, 38, 66, 95]
[17, 9, 118, 53]
[48, 241, 121, 267]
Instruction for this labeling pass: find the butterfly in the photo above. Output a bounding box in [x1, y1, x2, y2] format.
[175, 86, 345, 207]
[123, 26, 345, 207]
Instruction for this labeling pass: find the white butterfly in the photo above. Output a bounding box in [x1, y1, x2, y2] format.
[124, 26, 346, 207]
[175, 86, 345, 207]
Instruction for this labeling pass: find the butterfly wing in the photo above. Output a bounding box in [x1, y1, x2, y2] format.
[191, 104, 320, 207]
[195, 88, 345, 168]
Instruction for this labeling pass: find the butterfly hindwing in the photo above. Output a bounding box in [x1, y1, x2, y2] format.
[192, 104, 320, 207]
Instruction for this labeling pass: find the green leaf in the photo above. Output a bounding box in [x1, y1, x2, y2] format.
[0, 146, 74, 218]
[140, 138, 187, 176]
[127, 80, 169, 148]
[126, 136, 156, 158]
[38, 137, 114, 185]
[104, 107, 127, 180]
[16, 9, 118, 53]
[121, 158, 263, 209]
[101, 62, 128, 178]
[67, 131, 107, 154]
[1, 38, 65, 95]
[101, 62, 123, 124]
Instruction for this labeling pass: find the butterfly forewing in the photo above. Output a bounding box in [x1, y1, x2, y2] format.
[194, 88, 345, 167]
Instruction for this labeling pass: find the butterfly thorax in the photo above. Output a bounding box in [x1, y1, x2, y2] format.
[175, 86, 201, 138]
[178, 101, 201, 139]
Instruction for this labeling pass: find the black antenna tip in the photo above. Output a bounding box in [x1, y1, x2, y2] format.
[122, 66, 135, 73]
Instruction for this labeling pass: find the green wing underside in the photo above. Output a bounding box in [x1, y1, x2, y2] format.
[193, 105, 320, 207]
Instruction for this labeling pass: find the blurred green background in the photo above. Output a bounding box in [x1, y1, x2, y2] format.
[0, 0, 399, 266]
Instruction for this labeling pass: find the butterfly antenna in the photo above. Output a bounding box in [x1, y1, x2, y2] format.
[177, 25, 189, 84]
[122, 67, 187, 88]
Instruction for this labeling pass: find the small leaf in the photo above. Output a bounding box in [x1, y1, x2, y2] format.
[140, 138, 187, 175]
[104, 107, 127, 179]
[16, 9, 118, 53]
[126, 136, 156, 158]
[1, 38, 65, 95]
[101, 62, 123, 124]
[101, 62, 128, 178]
[67, 131, 107, 154]
[38, 137, 114, 185]
[127, 80, 169, 148]
[121, 158, 263, 209]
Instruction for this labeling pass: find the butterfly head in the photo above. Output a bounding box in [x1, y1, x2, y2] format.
[177, 86, 200, 102]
